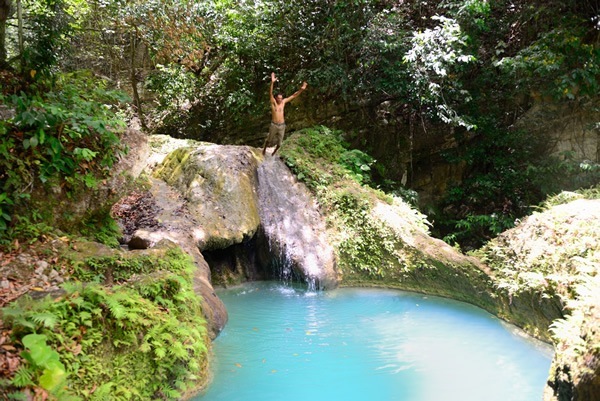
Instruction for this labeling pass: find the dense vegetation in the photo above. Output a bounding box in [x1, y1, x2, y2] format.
[1, 0, 598, 250]
[1, 242, 209, 400]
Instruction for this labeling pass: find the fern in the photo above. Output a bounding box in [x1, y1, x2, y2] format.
[30, 311, 59, 328]
[154, 345, 167, 360]
[104, 295, 126, 320]
[168, 341, 187, 359]
[11, 367, 35, 388]
[160, 386, 181, 400]
[89, 382, 114, 401]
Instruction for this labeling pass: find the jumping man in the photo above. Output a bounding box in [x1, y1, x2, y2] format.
[262, 72, 308, 156]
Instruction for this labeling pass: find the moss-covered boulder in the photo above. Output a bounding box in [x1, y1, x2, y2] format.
[154, 144, 262, 250]
[479, 193, 600, 400]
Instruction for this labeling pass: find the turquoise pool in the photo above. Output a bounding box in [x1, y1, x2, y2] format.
[195, 282, 553, 401]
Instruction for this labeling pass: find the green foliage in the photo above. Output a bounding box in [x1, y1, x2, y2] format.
[22, 0, 74, 75]
[281, 126, 346, 189]
[19, 334, 68, 394]
[1, 0, 75, 75]
[0, 73, 129, 248]
[282, 125, 381, 189]
[145, 64, 199, 111]
[495, 23, 600, 101]
[325, 188, 400, 278]
[79, 212, 122, 248]
[73, 247, 191, 284]
[339, 149, 375, 184]
[2, 247, 208, 400]
[433, 108, 600, 250]
[281, 126, 428, 278]
[404, 15, 476, 129]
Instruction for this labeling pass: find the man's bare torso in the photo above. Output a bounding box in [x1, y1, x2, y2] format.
[271, 98, 285, 124]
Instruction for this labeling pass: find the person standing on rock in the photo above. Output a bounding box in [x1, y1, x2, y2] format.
[262, 72, 308, 156]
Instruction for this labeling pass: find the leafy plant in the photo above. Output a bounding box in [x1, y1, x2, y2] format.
[403, 15, 476, 129]
[17, 334, 68, 393]
[495, 23, 600, 101]
[2, 247, 208, 400]
[0, 73, 129, 248]
[339, 149, 375, 184]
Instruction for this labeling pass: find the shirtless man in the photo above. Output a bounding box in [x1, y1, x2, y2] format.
[262, 72, 308, 156]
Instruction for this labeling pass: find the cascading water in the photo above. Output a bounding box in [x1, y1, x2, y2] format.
[257, 156, 337, 290]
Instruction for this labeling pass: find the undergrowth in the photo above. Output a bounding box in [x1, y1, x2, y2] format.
[478, 189, 600, 301]
[0, 71, 129, 250]
[1, 246, 208, 400]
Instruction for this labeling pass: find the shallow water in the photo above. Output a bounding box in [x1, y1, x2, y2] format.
[195, 282, 553, 401]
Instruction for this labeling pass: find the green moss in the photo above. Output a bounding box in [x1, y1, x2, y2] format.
[279, 126, 501, 322]
[73, 246, 192, 284]
[153, 147, 194, 187]
[323, 187, 400, 278]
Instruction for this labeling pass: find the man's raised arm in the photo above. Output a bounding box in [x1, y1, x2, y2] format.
[284, 81, 308, 103]
[270, 72, 277, 103]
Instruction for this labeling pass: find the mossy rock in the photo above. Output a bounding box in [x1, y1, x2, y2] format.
[479, 197, 600, 400]
[154, 144, 262, 250]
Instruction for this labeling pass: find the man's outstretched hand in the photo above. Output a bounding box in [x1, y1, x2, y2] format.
[271, 72, 277, 82]
[301, 81, 308, 90]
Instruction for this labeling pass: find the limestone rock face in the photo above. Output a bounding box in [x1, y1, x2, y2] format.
[154, 144, 261, 250]
[147, 139, 339, 290]
[121, 177, 228, 339]
[516, 99, 600, 163]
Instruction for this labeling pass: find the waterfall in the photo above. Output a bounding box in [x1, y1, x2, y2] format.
[257, 157, 337, 290]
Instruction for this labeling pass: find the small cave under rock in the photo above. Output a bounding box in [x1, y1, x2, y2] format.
[203, 228, 306, 288]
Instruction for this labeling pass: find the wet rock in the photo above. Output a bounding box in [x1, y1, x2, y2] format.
[257, 157, 338, 289]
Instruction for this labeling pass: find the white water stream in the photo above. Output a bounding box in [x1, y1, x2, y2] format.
[256, 157, 337, 289]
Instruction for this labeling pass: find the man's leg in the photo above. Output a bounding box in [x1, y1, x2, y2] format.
[264, 124, 277, 156]
[272, 125, 285, 155]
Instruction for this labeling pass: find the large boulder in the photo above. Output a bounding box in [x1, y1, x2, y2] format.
[114, 176, 229, 339]
[153, 144, 261, 250]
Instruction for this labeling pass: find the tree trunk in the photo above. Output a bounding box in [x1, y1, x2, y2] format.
[0, 0, 13, 67]
[130, 32, 145, 129]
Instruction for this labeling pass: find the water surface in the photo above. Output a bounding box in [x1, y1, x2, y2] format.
[195, 282, 552, 401]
